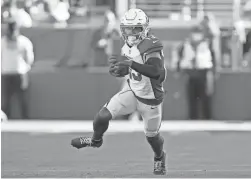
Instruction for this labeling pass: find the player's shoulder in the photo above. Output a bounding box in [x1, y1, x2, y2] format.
[138, 34, 163, 55]
[19, 35, 33, 46]
[19, 35, 30, 42]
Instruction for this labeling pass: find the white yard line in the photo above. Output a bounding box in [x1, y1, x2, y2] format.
[1, 120, 251, 133]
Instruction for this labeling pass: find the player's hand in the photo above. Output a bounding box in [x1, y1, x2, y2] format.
[109, 64, 120, 72]
[116, 60, 133, 67]
[109, 65, 125, 77]
[108, 56, 118, 65]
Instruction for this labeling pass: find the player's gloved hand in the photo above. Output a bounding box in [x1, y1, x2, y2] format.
[109, 65, 126, 77]
[108, 55, 119, 65]
[116, 60, 133, 67]
[108, 55, 129, 77]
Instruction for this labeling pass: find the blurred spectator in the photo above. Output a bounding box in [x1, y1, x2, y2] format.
[168, 0, 191, 20]
[220, 29, 233, 68]
[233, 0, 251, 69]
[234, 20, 247, 45]
[2, 0, 32, 27]
[181, 0, 191, 21]
[177, 26, 215, 120]
[244, 30, 251, 55]
[23, 0, 33, 15]
[200, 13, 220, 38]
[26, 0, 48, 24]
[29, 0, 54, 24]
[51, 0, 70, 25]
[241, 0, 251, 56]
[243, 0, 251, 18]
[243, 45, 251, 69]
[1, 110, 8, 122]
[233, 20, 248, 69]
[199, 13, 220, 67]
[243, 30, 251, 68]
[1, 18, 34, 119]
[91, 10, 120, 66]
[69, 0, 90, 19]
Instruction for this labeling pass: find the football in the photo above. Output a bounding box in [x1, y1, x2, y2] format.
[109, 55, 129, 77]
[109, 63, 129, 77]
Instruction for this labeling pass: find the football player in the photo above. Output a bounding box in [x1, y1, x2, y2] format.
[71, 8, 167, 175]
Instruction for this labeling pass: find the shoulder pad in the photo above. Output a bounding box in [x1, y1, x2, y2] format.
[138, 35, 163, 55]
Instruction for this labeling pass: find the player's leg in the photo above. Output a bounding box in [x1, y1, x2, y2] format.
[71, 85, 137, 149]
[138, 102, 166, 175]
[91, 77, 130, 141]
[70, 106, 111, 149]
[92, 107, 112, 141]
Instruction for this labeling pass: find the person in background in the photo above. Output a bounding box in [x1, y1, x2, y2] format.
[1, 18, 34, 119]
[244, 30, 251, 55]
[243, 30, 251, 68]
[1, 110, 8, 122]
[51, 0, 70, 25]
[1, 0, 32, 27]
[68, 0, 90, 20]
[28, 0, 52, 24]
[177, 26, 215, 120]
[23, 0, 33, 15]
[200, 13, 220, 40]
[91, 10, 120, 66]
[242, 0, 251, 57]
[200, 13, 220, 68]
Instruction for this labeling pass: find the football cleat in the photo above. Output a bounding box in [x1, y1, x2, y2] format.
[71, 137, 103, 149]
[153, 151, 167, 175]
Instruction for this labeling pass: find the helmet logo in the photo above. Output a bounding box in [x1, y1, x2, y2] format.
[125, 11, 137, 20]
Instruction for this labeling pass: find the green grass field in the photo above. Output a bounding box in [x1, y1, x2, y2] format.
[2, 123, 251, 178]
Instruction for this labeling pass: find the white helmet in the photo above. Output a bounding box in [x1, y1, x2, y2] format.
[120, 8, 149, 46]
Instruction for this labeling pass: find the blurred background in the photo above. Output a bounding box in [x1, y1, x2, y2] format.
[1, 0, 251, 121]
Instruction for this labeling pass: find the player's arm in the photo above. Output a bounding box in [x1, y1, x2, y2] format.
[130, 52, 162, 80]
[24, 38, 34, 66]
[116, 51, 162, 80]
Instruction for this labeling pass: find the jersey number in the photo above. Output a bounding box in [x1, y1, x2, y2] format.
[129, 71, 142, 82]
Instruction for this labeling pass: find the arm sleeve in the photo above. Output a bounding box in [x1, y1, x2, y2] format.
[130, 52, 162, 80]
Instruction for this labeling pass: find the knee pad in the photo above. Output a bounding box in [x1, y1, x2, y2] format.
[94, 107, 112, 125]
[144, 129, 160, 138]
[98, 107, 112, 120]
[146, 132, 160, 140]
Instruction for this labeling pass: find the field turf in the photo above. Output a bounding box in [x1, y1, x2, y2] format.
[2, 126, 251, 178]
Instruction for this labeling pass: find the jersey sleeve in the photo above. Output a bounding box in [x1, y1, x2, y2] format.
[138, 35, 163, 55]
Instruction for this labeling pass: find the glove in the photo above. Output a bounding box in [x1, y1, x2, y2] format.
[108, 55, 129, 77]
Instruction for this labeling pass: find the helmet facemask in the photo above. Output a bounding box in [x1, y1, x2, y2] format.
[120, 24, 149, 46]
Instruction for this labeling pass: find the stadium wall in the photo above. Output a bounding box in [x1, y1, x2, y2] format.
[8, 70, 251, 120]
[1, 26, 191, 64]
[2, 26, 251, 120]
